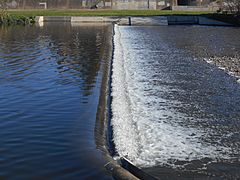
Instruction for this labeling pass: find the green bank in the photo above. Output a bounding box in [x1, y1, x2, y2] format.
[7, 10, 212, 17]
[1, 10, 239, 26]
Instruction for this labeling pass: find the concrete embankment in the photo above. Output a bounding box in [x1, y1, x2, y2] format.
[36, 15, 232, 26]
[167, 16, 231, 26]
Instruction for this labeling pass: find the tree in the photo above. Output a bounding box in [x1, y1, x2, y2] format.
[0, 0, 7, 9]
[0, 0, 8, 24]
[224, 0, 240, 15]
[66, 0, 70, 8]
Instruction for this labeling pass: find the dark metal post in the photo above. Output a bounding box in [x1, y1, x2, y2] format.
[128, 17, 132, 26]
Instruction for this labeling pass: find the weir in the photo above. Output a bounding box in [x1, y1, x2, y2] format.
[109, 24, 240, 179]
[36, 16, 232, 26]
[63, 17, 237, 179]
[3, 15, 238, 179]
[93, 22, 158, 180]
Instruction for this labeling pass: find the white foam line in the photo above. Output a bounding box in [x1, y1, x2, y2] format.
[111, 25, 140, 159]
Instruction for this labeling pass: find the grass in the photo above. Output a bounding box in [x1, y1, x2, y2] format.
[4, 9, 240, 26]
[7, 9, 213, 17]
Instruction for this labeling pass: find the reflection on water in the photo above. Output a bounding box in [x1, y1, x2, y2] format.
[0, 23, 105, 96]
[0, 23, 112, 179]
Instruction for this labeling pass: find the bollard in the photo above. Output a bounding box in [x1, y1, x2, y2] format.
[128, 17, 132, 26]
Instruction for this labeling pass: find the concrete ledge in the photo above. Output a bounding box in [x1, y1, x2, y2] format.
[119, 16, 168, 26]
[71, 16, 105, 22]
[105, 162, 139, 180]
[120, 157, 158, 180]
[35, 16, 44, 22]
[71, 17, 122, 23]
[168, 15, 199, 25]
[44, 16, 71, 22]
[198, 17, 231, 26]
[35, 15, 232, 26]
[172, 6, 218, 11]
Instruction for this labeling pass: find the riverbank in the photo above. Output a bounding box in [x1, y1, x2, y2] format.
[4, 10, 240, 26]
[1, 9, 207, 26]
[7, 9, 212, 17]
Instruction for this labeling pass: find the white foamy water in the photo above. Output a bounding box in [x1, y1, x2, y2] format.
[111, 25, 231, 168]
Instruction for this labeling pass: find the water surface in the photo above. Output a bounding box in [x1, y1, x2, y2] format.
[112, 25, 240, 179]
[0, 23, 112, 179]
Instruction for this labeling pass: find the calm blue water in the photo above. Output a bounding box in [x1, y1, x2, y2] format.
[0, 23, 112, 179]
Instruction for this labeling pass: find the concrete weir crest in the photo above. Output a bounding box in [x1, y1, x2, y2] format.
[35, 16, 231, 26]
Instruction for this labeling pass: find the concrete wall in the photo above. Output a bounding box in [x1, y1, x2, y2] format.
[111, 0, 157, 10]
[172, 5, 218, 11]
[36, 15, 232, 26]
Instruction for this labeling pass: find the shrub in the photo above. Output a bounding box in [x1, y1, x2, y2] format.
[0, 10, 35, 25]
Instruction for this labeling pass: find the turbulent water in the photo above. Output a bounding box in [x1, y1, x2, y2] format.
[0, 23, 112, 179]
[111, 25, 240, 178]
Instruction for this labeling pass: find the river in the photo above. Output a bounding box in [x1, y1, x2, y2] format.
[0, 23, 112, 179]
[1, 22, 240, 179]
[112, 25, 240, 179]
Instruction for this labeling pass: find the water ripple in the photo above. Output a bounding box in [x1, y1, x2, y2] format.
[0, 23, 111, 179]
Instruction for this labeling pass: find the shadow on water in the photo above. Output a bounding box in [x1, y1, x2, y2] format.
[0, 23, 113, 179]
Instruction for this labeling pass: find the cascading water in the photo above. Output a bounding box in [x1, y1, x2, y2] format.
[111, 25, 240, 171]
